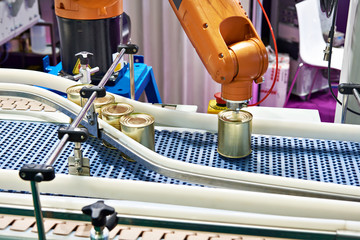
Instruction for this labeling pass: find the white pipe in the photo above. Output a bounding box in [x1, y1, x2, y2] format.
[1, 68, 360, 141]
[1, 171, 360, 222]
[0, 192, 359, 233]
[0, 82, 360, 201]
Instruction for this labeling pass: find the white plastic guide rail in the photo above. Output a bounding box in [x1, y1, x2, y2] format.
[1, 67, 360, 200]
[0, 85, 359, 203]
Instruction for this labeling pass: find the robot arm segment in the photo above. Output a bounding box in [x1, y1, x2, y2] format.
[169, 0, 268, 104]
[54, 0, 123, 20]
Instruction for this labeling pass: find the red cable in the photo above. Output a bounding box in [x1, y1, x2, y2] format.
[248, 0, 279, 107]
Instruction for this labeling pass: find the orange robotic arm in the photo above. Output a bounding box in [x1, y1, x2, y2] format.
[55, 0, 123, 20]
[169, 0, 268, 109]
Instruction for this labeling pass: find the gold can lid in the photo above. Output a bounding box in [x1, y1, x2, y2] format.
[82, 93, 115, 108]
[93, 94, 115, 105]
[66, 84, 93, 95]
[120, 113, 155, 128]
[218, 110, 252, 123]
[101, 103, 134, 117]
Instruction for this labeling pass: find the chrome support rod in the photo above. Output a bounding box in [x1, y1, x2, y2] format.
[353, 88, 360, 108]
[31, 181, 46, 240]
[129, 54, 135, 100]
[341, 94, 349, 124]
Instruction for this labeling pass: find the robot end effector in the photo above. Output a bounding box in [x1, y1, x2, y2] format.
[169, 0, 268, 110]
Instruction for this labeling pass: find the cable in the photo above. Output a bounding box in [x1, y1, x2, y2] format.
[320, 0, 336, 18]
[248, 0, 279, 107]
[327, 0, 360, 116]
[0, 43, 10, 65]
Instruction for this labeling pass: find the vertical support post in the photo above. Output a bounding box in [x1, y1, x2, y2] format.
[129, 54, 135, 100]
[252, 0, 263, 36]
[117, 44, 139, 100]
[341, 94, 349, 124]
[30, 181, 46, 240]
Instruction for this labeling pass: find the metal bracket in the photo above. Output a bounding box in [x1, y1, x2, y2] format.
[68, 142, 90, 176]
[118, 43, 139, 100]
[85, 104, 101, 139]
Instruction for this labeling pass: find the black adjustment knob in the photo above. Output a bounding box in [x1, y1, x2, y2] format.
[75, 51, 94, 65]
[82, 201, 115, 228]
[19, 164, 55, 182]
[106, 212, 119, 231]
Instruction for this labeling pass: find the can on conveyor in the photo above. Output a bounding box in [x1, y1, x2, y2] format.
[101, 103, 134, 130]
[101, 102, 134, 149]
[217, 110, 252, 158]
[81, 93, 115, 115]
[120, 113, 155, 161]
[66, 84, 93, 106]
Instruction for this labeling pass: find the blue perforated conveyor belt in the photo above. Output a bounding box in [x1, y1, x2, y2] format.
[1, 120, 360, 186]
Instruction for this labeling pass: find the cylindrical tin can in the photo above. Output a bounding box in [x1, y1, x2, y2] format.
[217, 110, 252, 158]
[101, 102, 134, 149]
[120, 113, 155, 150]
[66, 84, 93, 106]
[120, 113, 155, 161]
[101, 103, 134, 130]
[82, 93, 115, 115]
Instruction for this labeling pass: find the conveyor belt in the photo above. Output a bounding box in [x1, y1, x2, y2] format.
[0, 214, 297, 240]
[0, 120, 359, 187]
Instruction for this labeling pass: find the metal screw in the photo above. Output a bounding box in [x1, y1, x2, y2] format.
[221, 76, 225, 81]
[81, 135, 85, 140]
[340, 88, 344, 93]
[219, 53, 224, 58]
[20, 172, 26, 178]
[203, 23, 208, 28]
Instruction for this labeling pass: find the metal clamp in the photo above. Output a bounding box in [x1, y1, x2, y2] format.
[68, 142, 90, 176]
[80, 86, 106, 98]
[73, 51, 100, 83]
[338, 83, 360, 123]
[117, 44, 139, 54]
[338, 83, 360, 95]
[118, 44, 139, 100]
[19, 164, 55, 182]
[58, 127, 89, 143]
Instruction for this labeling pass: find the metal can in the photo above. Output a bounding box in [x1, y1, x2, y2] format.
[66, 84, 93, 106]
[120, 113, 155, 161]
[100, 103, 134, 130]
[217, 110, 252, 158]
[101, 102, 134, 149]
[120, 113, 155, 150]
[81, 93, 115, 115]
